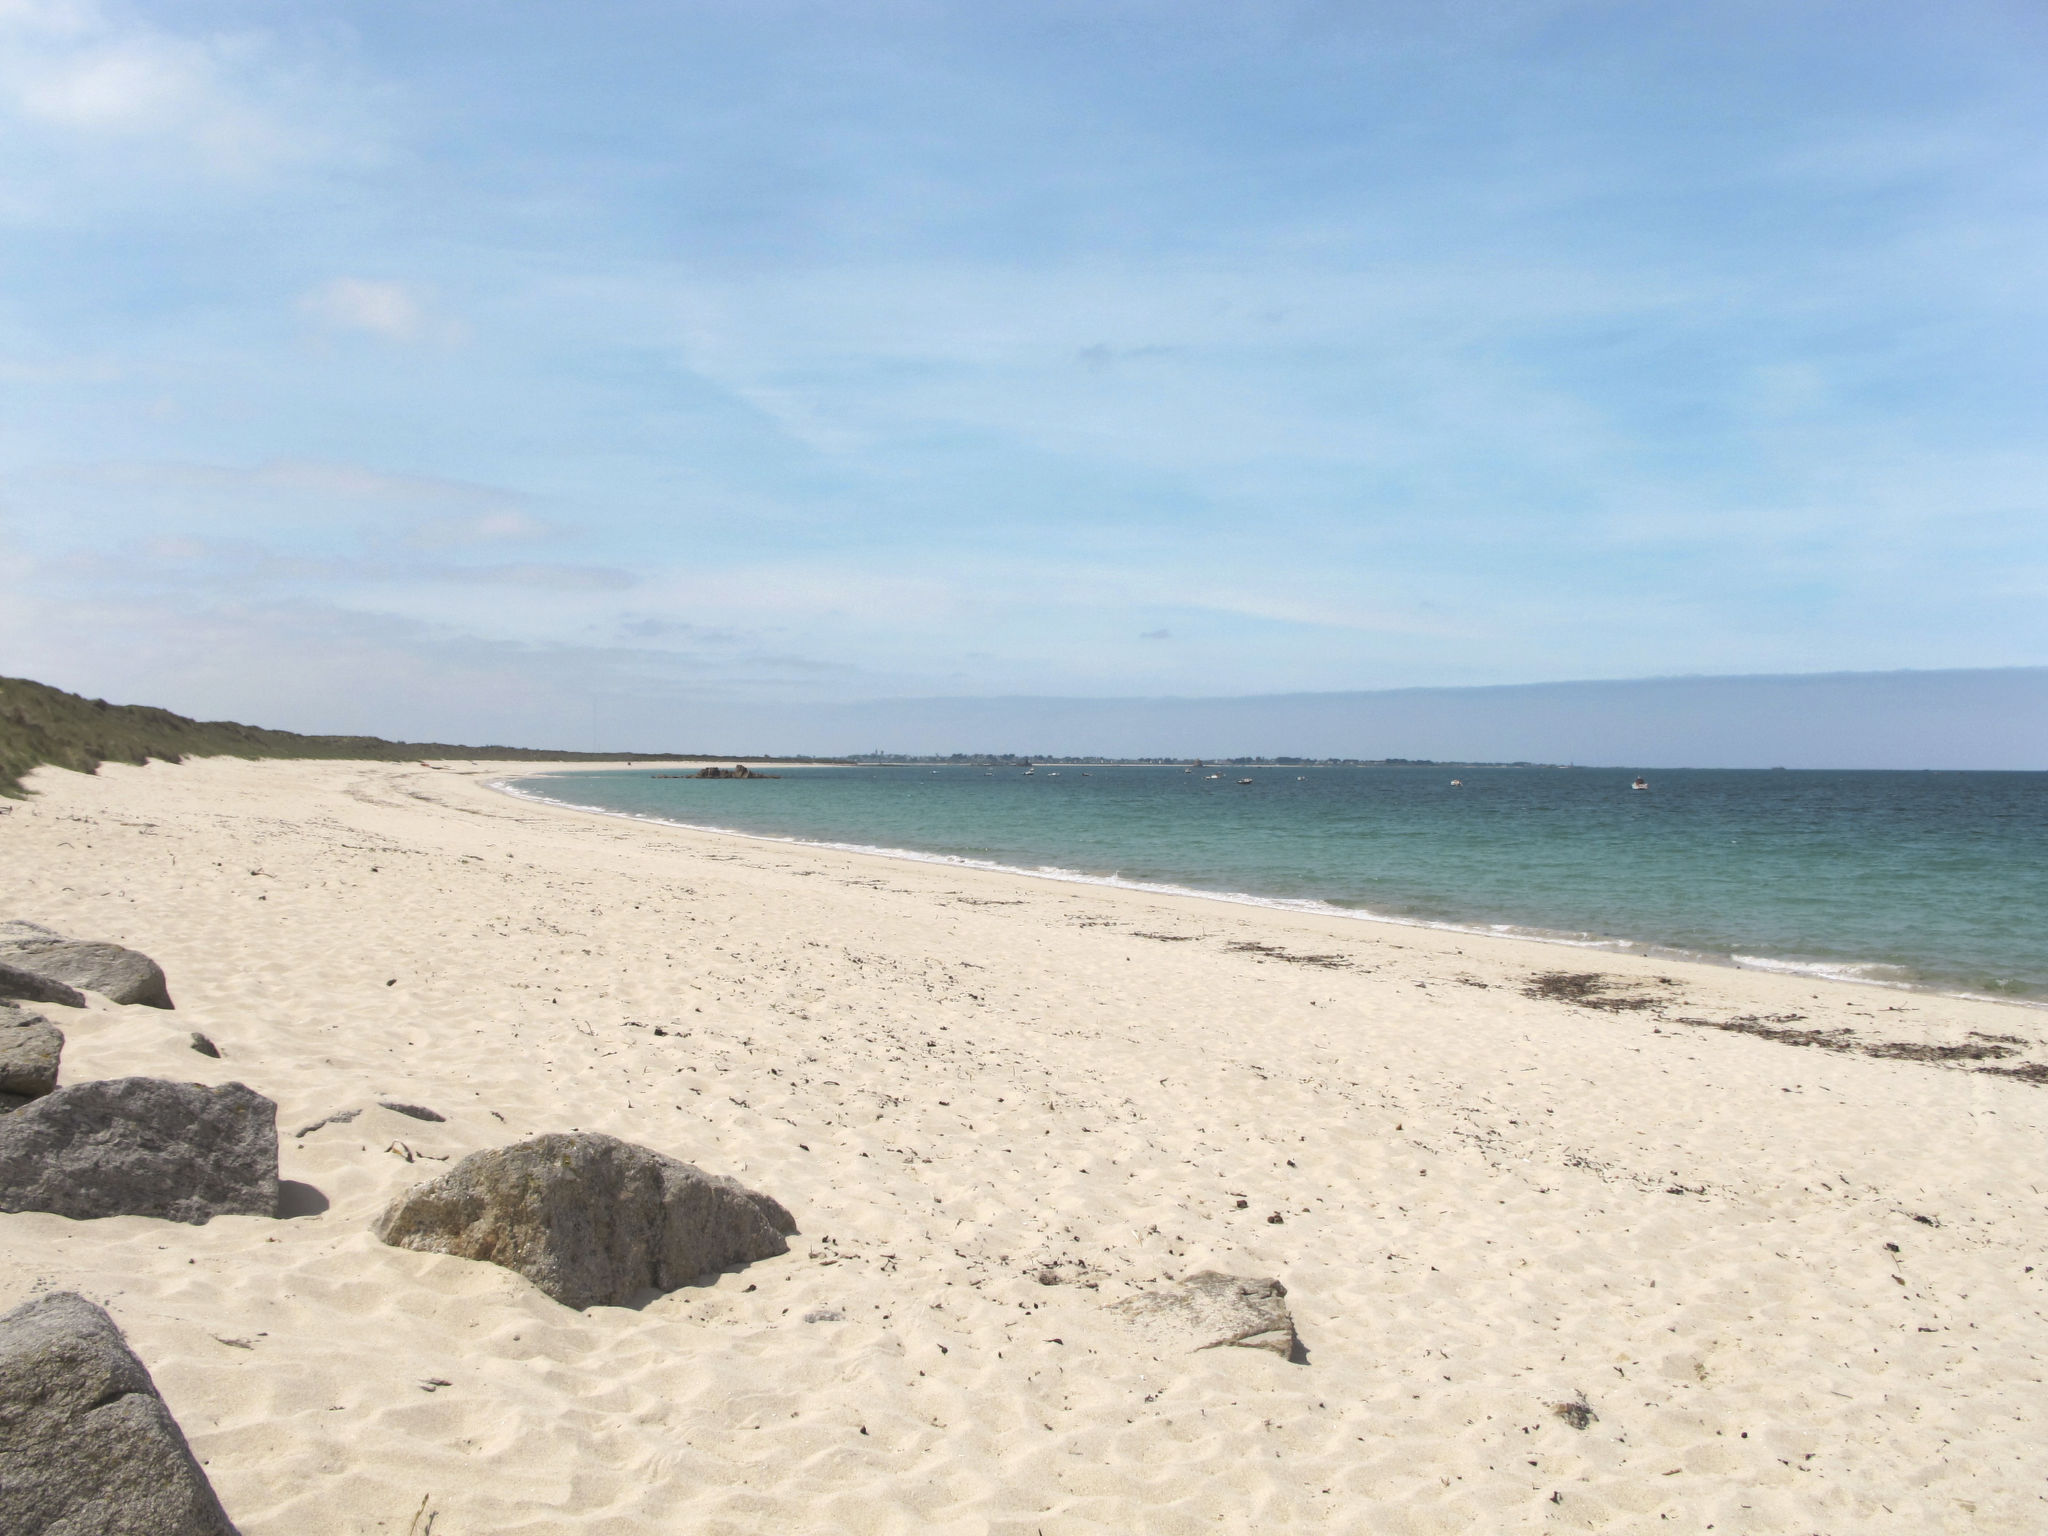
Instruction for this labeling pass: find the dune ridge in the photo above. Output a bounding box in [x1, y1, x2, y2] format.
[1, 755, 2043, 1533]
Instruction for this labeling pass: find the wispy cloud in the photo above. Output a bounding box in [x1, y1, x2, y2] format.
[441, 563, 631, 592]
[0, 0, 354, 179]
[37, 458, 543, 535]
[301, 279, 467, 346]
[302, 278, 423, 341]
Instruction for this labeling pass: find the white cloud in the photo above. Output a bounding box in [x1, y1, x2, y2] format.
[58, 457, 538, 529]
[0, 0, 364, 182]
[15, 34, 210, 131]
[302, 278, 431, 343]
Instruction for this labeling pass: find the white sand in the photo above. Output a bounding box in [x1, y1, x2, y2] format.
[3, 755, 2046, 1533]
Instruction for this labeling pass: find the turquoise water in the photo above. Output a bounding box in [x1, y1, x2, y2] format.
[505, 764, 2048, 1001]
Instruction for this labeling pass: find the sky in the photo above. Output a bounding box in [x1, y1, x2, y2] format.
[1, 1, 2044, 757]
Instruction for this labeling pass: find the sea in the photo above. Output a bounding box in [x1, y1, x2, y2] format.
[501, 763, 2048, 1003]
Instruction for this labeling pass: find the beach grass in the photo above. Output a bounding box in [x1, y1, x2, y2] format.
[0, 674, 691, 798]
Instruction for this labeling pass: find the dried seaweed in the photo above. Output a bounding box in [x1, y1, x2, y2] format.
[1524, 972, 1666, 1012]
[1675, 1014, 1855, 1051]
[1979, 1062, 2048, 1085]
[1679, 1015, 2031, 1070]
[1226, 941, 1349, 969]
[1863, 1040, 2017, 1063]
[1551, 1398, 1597, 1430]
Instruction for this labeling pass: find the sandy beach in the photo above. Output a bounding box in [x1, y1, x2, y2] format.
[3, 754, 2045, 1534]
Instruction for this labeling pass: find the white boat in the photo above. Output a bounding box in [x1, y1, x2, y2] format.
[1237, 778, 1254, 785]
[1631, 777, 1649, 791]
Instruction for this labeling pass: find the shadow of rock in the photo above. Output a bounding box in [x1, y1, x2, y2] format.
[276, 1181, 329, 1218]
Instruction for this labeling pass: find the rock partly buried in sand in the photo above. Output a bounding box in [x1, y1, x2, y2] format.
[0, 925, 173, 1009]
[0, 957, 86, 1009]
[0, 1078, 279, 1224]
[0, 1001, 63, 1110]
[0, 1290, 239, 1535]
[1109, 1272, 1298, 1358]
[374, 1131, 797, 1309]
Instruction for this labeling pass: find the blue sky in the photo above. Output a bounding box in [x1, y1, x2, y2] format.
[2, 1, 2044, 750]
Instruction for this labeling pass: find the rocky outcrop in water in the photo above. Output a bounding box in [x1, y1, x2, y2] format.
[375, 1131, 797, 1308]
[0, 1290, 239, 1534]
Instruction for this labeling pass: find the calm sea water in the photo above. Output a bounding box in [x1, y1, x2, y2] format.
[504, 764, 2048, 1001]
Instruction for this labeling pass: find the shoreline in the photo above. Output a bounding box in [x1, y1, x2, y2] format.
[5, 755, 2047, 1533]
[494, 767, 2043, 1012]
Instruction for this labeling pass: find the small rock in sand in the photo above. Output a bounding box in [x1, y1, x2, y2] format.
[293, 1108, 360, 1138]
[0, 1290, 239, 1534]
[379, 1101, 445, 1122]
[0, 924, 173, 1009]
[189, 1032, 221, 1058]
[374, 1131, 797, 1309]
[0, 1078, 279, 1224]
[0, 1001, 63, 1107]
[1108, 1272, 1299, 1358]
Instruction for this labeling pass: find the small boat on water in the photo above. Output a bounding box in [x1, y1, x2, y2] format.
[1449, 779, 1462, 787]
[1631, 776, 1650, 791]
[1237, 778, 1254, 785]
[1204, 773, 1221, 780]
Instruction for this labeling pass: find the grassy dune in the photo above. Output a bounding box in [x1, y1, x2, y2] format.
[0, 675, 694, 797]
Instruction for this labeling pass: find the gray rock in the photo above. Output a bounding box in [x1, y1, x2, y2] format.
[1108, 1271, 1299, 1358]
[0, 1002, 63, 1104]
[0, 932, 173, 1009]
[0, 1290, 238, 1534]
[189, 1033, 220, 1058]
[0, 958, 86, 1009]
[0, 1078, 279, 1224]
[374, 1131, 797, 1309]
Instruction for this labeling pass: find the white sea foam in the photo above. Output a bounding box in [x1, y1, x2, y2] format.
[490, 774, 2046, 1007]
[1730, 953, 1914, 986]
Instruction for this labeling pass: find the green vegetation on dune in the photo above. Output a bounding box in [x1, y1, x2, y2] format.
[0, 675, 695, 798]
